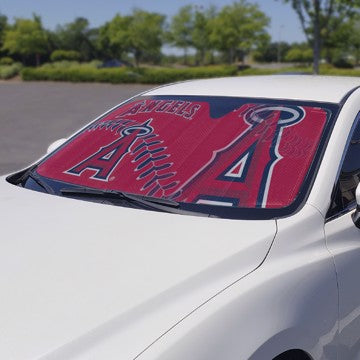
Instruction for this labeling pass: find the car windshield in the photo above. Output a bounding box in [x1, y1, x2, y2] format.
[26, 95, 338, 219]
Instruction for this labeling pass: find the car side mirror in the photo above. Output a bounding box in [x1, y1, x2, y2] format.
[47, 138, 67, 154]
[352, 183, 360, 229]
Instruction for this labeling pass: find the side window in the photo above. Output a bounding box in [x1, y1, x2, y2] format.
[327, 120, 360, 218]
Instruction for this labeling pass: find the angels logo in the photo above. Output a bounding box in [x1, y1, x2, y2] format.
[175, 105, 306, 208]
[66, 119, 154, 181]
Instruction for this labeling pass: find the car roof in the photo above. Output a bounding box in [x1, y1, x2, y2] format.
[145, 75, 360, 104]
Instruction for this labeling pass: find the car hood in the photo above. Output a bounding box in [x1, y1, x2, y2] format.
[0, 177, 276, 360]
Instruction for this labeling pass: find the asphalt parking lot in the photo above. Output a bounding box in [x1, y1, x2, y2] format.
[0, 82, 153, 175]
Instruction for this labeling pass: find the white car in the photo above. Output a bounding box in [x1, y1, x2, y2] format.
[2, 75, 360, 360]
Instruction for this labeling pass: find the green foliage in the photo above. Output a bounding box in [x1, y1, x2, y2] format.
[333, 57, 354, 69]
[168, 5, 194, 64]
[98, 10, 164, 66]
[237, 66, 312, 76]
[98, 15, 131, 60]
[0, 62, 22, 79]
[237, 64, 360, 76]
[324, 14, 360, 66]
[320, 67, 360, 76]
[22, 67, 131, 83]
[127, 9, 165, 66]
[284, 46, 313, 63]
[0, 56, 13, 65]
[52, 17, 97, 61]
[4, 2, 360, 76]
[39, 60, 101, 70]
[348, 16, 360, 65]
[281, 0, 360, 73]
[238, 67, 282, 76]
[209, 0, 270, 63]
[0, 13, 8, 56]
[139, 65, 237, 83]
[50, 50, 81, 62]
[22, 62, 360, 82]
[21, 64, 237, 84]
[192, 6, 217, 65]
[253, 42, 291, 63]
[167, 2, 269, 65]
[2, 15, 48, 65]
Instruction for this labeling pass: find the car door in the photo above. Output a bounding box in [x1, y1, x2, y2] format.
[325, 116, 360, 359]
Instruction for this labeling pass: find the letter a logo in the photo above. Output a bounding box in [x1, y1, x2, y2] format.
[217, 142, 257, 182]
[66, 120, 153, 181]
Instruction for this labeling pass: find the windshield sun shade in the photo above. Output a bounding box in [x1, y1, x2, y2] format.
[35, 95, 337, 215]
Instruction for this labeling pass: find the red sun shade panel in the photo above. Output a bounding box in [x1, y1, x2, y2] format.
[37, 97, 329, 209]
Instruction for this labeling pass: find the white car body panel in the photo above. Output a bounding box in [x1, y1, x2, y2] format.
[3, 75, 360, 359]
[325, 212, 360, 360]
[146, 75, 360, 102]
[137, 205, 338, 360]
[0, 179, 276, 360]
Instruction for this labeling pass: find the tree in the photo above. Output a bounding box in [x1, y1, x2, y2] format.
[53, 17, 97, 61]
[168, 5, 194, 64]
[2, 15, 48, 66]
[127, 9, 165, 66]
[98, 10, 164, 66]
[284, 43, 313, 63]
[50, 49, 81, 62]
[210, 0, 269, 64]
[320, 13, 360, 66]
[254, 41, 291, 63]
[347, 16, 360, 65]
[97, 14, 131, 60]
[281, 0, 360, 74]
[192, 5, 216, 65]
[0, 13, 8, 54]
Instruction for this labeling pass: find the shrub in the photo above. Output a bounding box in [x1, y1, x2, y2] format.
[21, 67, 141, 83]
[238, 64, 360, 77]
[24, 62, 360, 82]
[238, 68, 277, 76]
[41, 60, 102, 70]
[0, 57, 14, 66]
[138, 66, 238, 84]
[237, 65, 313, 76]
[41, 60, 80, 69]
[50, 50, 81, 62]
[21, 65, 238, 84]
[0, 63, 22, 79]
[333, 58, 354, 69]
[320, 67, 360, 76]
[284, 48, 313, 63]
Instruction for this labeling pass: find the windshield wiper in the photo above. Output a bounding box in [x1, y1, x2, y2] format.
[60, 187, 210, 217]
[60, 187, 179, 209]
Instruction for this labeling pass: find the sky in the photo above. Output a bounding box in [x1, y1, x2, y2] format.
[0, 0, 306, 44]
